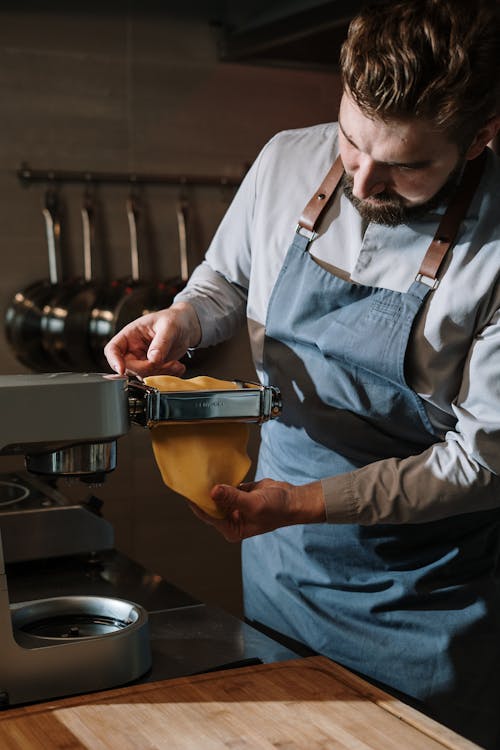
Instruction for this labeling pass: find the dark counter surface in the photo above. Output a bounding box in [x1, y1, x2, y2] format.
[5, 548, 299, 688]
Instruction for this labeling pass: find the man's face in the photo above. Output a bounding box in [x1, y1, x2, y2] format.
[338, 92, 464, 226]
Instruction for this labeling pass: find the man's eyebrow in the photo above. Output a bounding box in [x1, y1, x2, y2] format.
[338, 118, 433, 169]
[338, 119, 358, 149]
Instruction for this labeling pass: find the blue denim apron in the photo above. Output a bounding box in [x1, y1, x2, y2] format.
[242, 155, 500, 747]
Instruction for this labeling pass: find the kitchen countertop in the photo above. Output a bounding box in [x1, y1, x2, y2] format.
[0, 655, 481, 749]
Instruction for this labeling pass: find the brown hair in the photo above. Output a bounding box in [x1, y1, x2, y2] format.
[340, 0, 500, 148]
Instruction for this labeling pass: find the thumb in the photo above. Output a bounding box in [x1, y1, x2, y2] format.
[211, 483, 245, 513]
[147, 315, 192, 369]
[147, 323, 175, 363]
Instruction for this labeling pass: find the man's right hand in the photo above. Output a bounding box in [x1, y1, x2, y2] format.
[104, 301, 202, 378]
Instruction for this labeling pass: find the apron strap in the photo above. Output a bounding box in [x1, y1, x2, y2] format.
[416, 150, 486, 287]
[297, 149, 487, 289]
[298, 156, 344, 236]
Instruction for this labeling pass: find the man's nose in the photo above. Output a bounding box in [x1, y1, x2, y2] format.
[352, 157, 387, 199]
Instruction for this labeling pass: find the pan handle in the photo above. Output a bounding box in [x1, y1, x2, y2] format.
[176, 198, 189, 283]
[126, 194, 140, 282]
[42, 189, 62, 285]
[81, 190, 95, 283]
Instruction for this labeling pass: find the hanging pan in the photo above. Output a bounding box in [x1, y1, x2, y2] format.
[143, 196, 190, 315]
[40, 190, 101, 371]
[89, 192, 155, 371]
[140, 195, 207, 367]
[169, 196, 208, 367]
[168, 196, 190, 298]
[4, 189, 63, 372]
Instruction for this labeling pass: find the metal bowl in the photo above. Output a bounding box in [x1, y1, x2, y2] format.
[0, 480, 29, 508]
[12, 595, 146, 642]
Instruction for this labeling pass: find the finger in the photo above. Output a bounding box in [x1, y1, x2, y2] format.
[187, 501, 238, 539]
[104, 337, 128, 375]
[124, 358, 187, 379]
[162, 360, 186, 376]
[211, 483, 237, 503]
[210, 484, 250, 516]
[105, 323, 153, 374]
[238, 481, 256, 492]
[147, 323, 177, 364]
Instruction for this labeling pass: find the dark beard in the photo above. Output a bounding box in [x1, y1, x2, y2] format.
[341, 161, 464, 227]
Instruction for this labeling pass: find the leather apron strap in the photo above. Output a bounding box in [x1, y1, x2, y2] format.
[297, 150, 487, 288]
[416, 150, 486, 286]
[298, 156, 344, 233]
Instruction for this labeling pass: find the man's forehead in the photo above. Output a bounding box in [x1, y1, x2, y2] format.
[338, 92, 456, 161]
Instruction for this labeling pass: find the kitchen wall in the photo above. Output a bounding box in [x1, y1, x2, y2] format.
[0, 1, 342, 615]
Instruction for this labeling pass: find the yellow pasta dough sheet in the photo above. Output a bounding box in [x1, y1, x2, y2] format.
[143, 375, 251, 518]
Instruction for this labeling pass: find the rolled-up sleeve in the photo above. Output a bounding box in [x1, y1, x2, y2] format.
[322, 307, 500, 524]
[175, 261, 248, 348]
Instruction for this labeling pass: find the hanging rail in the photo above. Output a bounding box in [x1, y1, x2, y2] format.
[17, 162, 244, 188]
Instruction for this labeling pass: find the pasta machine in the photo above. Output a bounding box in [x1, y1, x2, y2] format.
[0, 372, 282, 482]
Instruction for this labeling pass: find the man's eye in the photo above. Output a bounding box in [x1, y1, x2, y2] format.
[397, 163, 427, 172]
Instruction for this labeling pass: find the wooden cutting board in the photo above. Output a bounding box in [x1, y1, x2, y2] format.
[0, 656, 480, 749]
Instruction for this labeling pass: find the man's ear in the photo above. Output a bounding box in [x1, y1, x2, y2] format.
[465, 115, 500, 159]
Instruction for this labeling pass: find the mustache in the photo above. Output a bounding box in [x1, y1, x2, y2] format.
[341, 174, 408, 226]
[342, 175, 404, 208]
[340, 160, 465, 227]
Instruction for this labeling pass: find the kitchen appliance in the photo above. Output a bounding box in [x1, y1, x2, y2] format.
[0, 371, 282, 706]
[0, 371, 281, 476]
[0, 531, 151, 706]
[0, 371, 281, 559]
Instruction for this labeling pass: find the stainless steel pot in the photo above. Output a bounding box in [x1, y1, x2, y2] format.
[40, 191, 101, 371]
[89, 193, 155, 370]
[4, 189, 63, 372]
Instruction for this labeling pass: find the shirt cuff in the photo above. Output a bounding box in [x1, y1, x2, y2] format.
[321, 473, 359, 524]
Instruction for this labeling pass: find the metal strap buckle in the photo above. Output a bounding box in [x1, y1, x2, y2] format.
[415, 273, 439, 290]
[296, 224, 318, 242]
